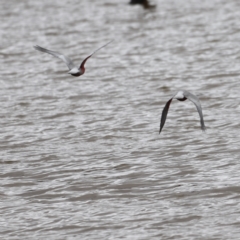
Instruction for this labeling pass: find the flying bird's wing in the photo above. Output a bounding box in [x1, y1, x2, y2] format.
[159, 98, 173, 134]
[80, 40, 113, 69]
[34, 45, 76, 70]
[184, 91, 206, 131]
[79, 55, 92, 70]
[90, 40, 113, 58]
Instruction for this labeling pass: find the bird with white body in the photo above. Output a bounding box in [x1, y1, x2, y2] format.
[159, 90, 206, 133]
[34, 40, 113, 77]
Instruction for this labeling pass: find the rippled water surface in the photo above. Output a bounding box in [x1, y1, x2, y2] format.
[1, 0, 240, 239]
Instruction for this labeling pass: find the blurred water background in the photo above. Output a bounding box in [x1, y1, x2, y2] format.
[1, 0, 240, 239]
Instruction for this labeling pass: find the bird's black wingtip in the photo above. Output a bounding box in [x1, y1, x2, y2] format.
[159, 127, 162, 134]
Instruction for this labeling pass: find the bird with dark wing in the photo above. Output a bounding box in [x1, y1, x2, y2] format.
[159, 90, 206, 133]
[34, 40, 113, 77]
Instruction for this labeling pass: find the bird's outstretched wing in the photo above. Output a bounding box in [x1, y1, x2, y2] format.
[80, 40, 113, 69]
[159, 98, 173, 134]
[34, 45, 76, 70]
[184, 91, 206, 131]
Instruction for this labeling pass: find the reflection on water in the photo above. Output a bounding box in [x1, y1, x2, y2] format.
[1, 0, 240, 239]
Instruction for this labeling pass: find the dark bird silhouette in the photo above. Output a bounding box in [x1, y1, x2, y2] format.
[159, 90, 206, 133]
[34, 40, 113, 77]
[129, 0, 156, 9]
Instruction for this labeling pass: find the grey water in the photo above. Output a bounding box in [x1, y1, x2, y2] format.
[1, 0, 240, 239]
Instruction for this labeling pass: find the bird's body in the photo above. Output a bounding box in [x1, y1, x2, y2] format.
[34, 40, 112, 77]
[159, 90, 206, 133]
[68, 68, 83, 76]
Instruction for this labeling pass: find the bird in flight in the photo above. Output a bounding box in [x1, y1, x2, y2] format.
[159, 90, 206, 134]
[34, 40, 113, 77]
